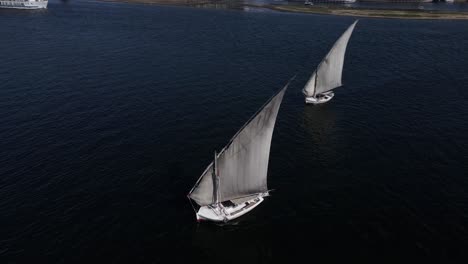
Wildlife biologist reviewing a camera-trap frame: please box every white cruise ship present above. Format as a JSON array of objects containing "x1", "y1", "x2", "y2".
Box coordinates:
[{"x1": 0, "y1": 0, "x2": 48, "y2": 9}]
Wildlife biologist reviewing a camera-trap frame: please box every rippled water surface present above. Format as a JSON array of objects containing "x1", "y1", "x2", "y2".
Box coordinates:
[{"x1": 1, "y1": 0, "x2": 468, "y2": 262}]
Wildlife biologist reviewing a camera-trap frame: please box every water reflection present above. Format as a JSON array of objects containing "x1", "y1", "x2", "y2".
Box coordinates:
[
  {"x1": 301, "y1": 103, "x2": 344, "y2": 168},
  {"x1": 192, "y1": 222, "x2": 273, "y2": 262},
  {"x1": 302, "y1": 104, "x2": 337, "y2": 146}
]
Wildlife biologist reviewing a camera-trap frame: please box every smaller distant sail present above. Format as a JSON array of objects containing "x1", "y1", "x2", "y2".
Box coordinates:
[{"x1": 303, "y1": 20, "x2": 358, "y2": 97}]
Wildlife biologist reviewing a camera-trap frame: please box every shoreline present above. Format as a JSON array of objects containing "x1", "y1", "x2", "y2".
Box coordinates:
[
  {"x1": 102, "y1": 0, "x2": 468, "y2": 20},
  {"x1": 266, "y1": 4, "x2": 468, "y2": 20}
]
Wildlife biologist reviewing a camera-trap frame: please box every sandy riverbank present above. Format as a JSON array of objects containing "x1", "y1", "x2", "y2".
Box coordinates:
[
  {"x1": 103, "y1": 0, "x2": 468, "y2": 20},
  {"x1": 268, "y1": 5, "x2": 468, "y2": 20}
]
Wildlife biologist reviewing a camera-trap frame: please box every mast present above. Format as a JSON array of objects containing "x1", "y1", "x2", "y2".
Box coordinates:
[
  {"x1": 212, "y1": 151, "x2": 219, "y2": 205},
  {"x1": 313, "y1": 71, "x2": 318, "y2": 97}
]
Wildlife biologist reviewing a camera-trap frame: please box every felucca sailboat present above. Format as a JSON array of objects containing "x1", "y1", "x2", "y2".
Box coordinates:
[
  {"x1": 187, "y1": 78, "x2": 292, "y2": 222},
  {"x1": 303, "y1": 20, "x2": 358, "y2": 104}
]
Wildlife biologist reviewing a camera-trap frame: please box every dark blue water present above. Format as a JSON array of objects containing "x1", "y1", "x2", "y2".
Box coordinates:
[{"x1": 1, "y1": 1, "x2": 468, "y2": 262}]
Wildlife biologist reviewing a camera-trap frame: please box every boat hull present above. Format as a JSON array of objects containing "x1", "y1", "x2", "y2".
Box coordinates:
[
  {"x1": 305, "y1": 92, "x2": 334, "y2": 105},
  {"x1": 0, "y1": 0, "x2": 48, "y2": 9},
  {"x1": 196, "y1": 193, "x2": 267, "y2": 222}
]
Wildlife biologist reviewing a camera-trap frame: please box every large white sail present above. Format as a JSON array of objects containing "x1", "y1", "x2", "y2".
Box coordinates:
[
  {"x1": 303, "y1": 20, "x2": 358, "y2": 97},
  {"x1": 189, "y1": 82, "x2": 289, "y2": 206}
]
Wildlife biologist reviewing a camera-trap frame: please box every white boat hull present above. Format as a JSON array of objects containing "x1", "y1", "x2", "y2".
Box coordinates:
[
  {"x1": 305, "y1": 92, "x2": 334, "y2": 105},
  {"x1": 196, "y1": 193, "x2": 267, "y2": 222},
  {"x1": 0, "y1": 0, "x2": 47, "y2": 9}
]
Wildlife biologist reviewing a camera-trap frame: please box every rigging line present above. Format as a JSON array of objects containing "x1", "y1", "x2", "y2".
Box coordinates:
[{"x1": 187, "y1": 194, "x2": 198, "y2": 214}]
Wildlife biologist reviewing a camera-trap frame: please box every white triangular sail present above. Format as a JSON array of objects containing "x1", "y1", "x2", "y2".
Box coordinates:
[
  {"x1": 303, "y1": 20, "x2": 358, "y2": 97},
  {"x1": 189, "y1": 81, "x2": 290, "y2": 206}
]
